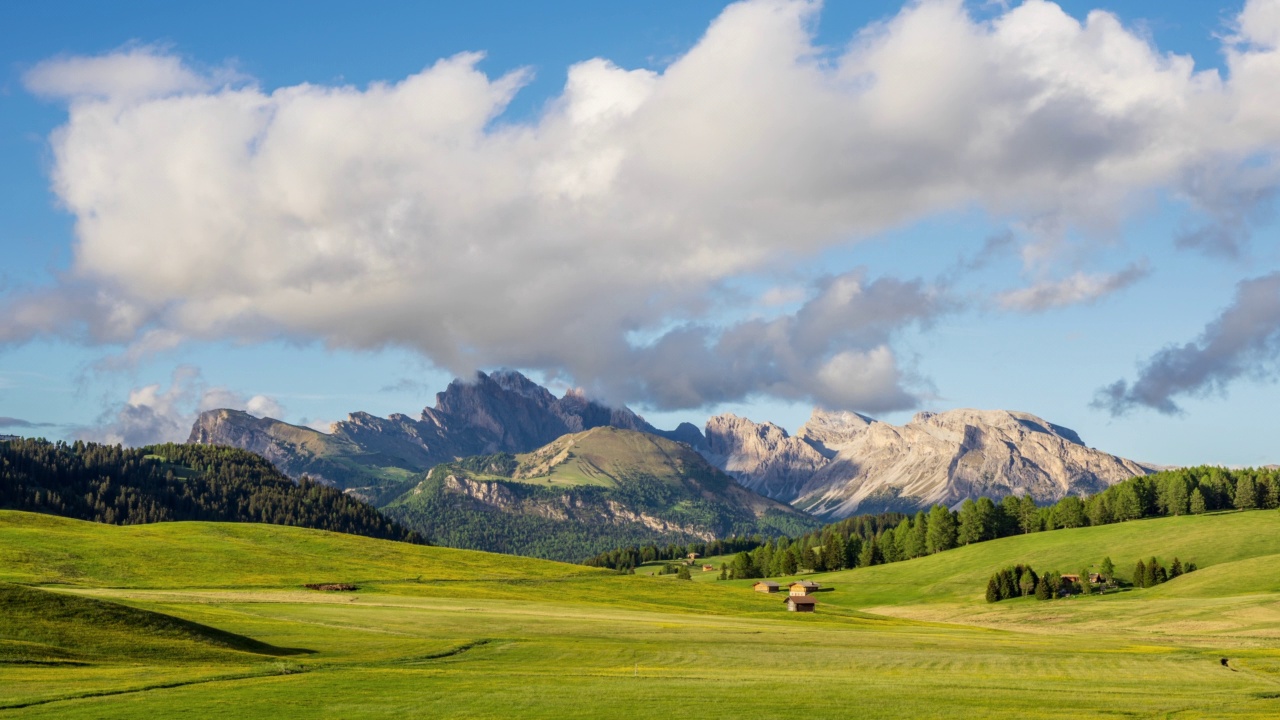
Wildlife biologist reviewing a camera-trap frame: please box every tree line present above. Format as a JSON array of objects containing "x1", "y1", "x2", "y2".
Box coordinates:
[
  {"x1": 584, "y1": 465, "x2": 1275, "y2": 576},
  {"x1": 0, "y1": 438, "x2": 421, "y2": 543}
]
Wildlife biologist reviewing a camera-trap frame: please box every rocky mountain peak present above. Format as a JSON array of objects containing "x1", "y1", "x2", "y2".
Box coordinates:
[{"x1": 796, "y1": 409, "x2": 876, "y2": 451}]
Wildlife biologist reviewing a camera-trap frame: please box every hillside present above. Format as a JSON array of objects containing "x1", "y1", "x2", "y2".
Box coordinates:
[
  {"x1": 5, "y1": 509, "x2": 1280, "y2": 716},
  {"x1": 705, "y1": 408, "x2": 1153, "y2": 517},
  {"x1": 0, "y1": 439, "x2": 419, "y2": 543},
  {"x1": 0, "y1": 583, "x2": 299, "y2": 664},
  {"x1": 381, "y1": 427, "x2": 819, "y2": 561}
]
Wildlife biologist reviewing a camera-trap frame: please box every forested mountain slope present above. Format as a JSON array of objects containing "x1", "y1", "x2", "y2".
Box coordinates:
[
  {"x1": 0, "y1": 438, "x2": 419, "y2": 543},
  {"x1": 381, "y1": 427, "x2": 818, "y2": 561}
]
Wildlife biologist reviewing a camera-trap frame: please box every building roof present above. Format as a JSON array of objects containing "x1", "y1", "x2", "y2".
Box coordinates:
[
  {"x1": 784, "y1": 595, "x2": 818, "y2": 605},
  {"x1": 790, "y1": 581, "x2": 820, "y2": 588},
  {"x1": 754, "y1": 581, "x2": 780, "y2": 587}
]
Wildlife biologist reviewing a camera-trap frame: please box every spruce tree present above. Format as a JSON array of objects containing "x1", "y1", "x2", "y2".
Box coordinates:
[
  {"x1": 1134, "y1": 559, "x2": 1147, "y2": 588},
  {"x1": 925, "y1": 505, "x2": 957, "y2": 554},
  {"x1": 1235, "y1": 474, "x2": 1258, "y2": 510},
  {"x1": 1189, "y1": 487, "x2": 1207, "y2": 514},
  {"x1": 1034, "y1": 576, "x2": 1051, "y2": 601},
  {"x1": 1169, "y1": 557, "x2": 1182, "y2": 579},
  {"x1": 856, "y1": 542, "x2": 876, "y2": 569},
  {"x1": 986, "y1": 575, "x2": 1001, "y2": 603},
  {"x1": 1144, "y1": 557, "x2": 1159, "y2": 588}
]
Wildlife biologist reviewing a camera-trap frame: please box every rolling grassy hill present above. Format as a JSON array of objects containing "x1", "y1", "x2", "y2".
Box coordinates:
[{"x1": 5, "y1": 509, "x2": 1280, "y2": 717}]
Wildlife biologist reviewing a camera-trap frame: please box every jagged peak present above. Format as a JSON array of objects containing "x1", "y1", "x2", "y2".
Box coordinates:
[{"x1": 902, "y1": 408, "x2": 1086, "y2": 446}]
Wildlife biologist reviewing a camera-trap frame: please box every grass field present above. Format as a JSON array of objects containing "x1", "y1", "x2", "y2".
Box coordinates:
[{"x1": 4, "y1": 509, "x2": 1280, "y2": 717}]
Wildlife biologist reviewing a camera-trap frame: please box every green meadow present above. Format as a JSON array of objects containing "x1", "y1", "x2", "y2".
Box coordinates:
[{"x1": 4, "y1": 510, "x2": 1280, "y2": 718}]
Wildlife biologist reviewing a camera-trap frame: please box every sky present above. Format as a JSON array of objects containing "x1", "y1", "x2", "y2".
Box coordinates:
[{"x1": 1, "y1": 0, "x2": 1279, "y2": 466}]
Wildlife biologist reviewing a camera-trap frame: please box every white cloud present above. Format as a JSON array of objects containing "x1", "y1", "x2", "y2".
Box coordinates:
[
  {"x1": 24, "y1": 46, "x2": 214, "y2": 102},
  {"x1": 8, "y1": 0, "x2": 1280, "y2": 412},
  {"x1": 78, "y1": 366, "x2": 286, "y2": 446},
  {"x1": 997, "y1": 263, "x2": 1149, "y2": 311}
]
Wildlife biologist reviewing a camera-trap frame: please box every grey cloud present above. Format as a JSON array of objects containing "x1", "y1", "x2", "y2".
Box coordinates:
[
  {"x1": 1094, "y1": 271, "x2": 1280, "y2": 415},
  {"x1": 0, "y1": 417, "x2": 56, "y2": 429},
  {"x1": 594, "y1": 271, "x2": 946, "y2": 412}
]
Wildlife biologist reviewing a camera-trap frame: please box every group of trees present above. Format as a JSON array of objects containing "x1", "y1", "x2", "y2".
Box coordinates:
[
  {"x1": 985, "y1": 555, "x2": 1197, "y2": 602},
  {"x1": 583, "y1": 535, "x2": 773, "y2": 571},
  {"x1": 1133, "y1": 556, "x2": 1194, "y2": 588},
  {"x1": 0, "y1": 439, "x2": 421, "y2": 543}
]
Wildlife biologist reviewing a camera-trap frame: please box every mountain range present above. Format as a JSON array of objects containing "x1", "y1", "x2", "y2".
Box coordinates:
[{"x1": 188, "y1": 370, "x2": 1155, "y2": 531}]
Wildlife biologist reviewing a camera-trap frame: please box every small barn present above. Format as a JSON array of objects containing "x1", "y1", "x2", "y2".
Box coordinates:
[
  {"x1": 753, "y1": 581, "x2": 780, "y2": 594},
  {"x1": 687, "y1": 552, "x2": 701, "y2": 561},
  {"x1": 702, "y1": 564, "x2": 716, "y2": 572},
  {"x1": 789, "y1": 581, "x2": 820, "y2": 596},
  {"x1": 784, "y1": 595, "x2": 818, "y2": 612}
]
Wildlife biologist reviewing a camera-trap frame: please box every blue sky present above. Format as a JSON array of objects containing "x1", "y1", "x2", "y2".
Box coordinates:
[{"x1": 2, "y1": 0, "x2": 1279, "y2": 466}]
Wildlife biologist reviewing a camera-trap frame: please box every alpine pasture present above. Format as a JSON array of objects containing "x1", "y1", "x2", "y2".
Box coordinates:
[{"x1": 4, "y1": 509, "x2": 1280, "y2": 718}]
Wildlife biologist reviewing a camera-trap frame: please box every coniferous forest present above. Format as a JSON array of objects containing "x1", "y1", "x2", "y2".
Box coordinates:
[
  {"x1": 586, "y1": 466, "x2": 1279, "y2": 574},
  {"x1": 0, "y1": 438, "x2": 421, "y2": 543}
]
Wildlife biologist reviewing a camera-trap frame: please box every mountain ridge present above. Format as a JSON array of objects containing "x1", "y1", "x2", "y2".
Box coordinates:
[{"x1": 187, "y1": 370, "x2": 1154, "y2": 520}]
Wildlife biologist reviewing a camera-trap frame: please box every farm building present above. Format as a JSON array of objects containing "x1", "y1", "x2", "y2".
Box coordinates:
[
  {"x1": 687, "y1": 552, "x2": 700, "y2": 560},
  {"x1": 753, "y1": 581, "x2": 780, "y2": 594},
  {"x1": 702, "y1": 564, "x2": 716, "y2": 572},
  {"x1": 789, "y1": 581, "x2": 820, "y2": 596},
  {"x1": 784, "y1": 595, "x2": 818, "y2": 612}
]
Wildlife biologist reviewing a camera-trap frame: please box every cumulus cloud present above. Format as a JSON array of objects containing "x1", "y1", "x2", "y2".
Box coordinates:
[
  {"x1": 78, "y1": 366, "x2": 286, "y2": 446},
  {"x1": 7, "y1": 0, "x2": 1280, "y2": 412},
  {"x1": 997, "y1": 262, "x2": 1149, "y2": 311},
  {"x1": 1094, "y1": 272, "x2": 1280, "y2": 415}
]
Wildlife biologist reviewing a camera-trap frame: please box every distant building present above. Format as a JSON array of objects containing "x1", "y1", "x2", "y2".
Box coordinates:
[
  {"x1": 687, "y1": 552, "x2": 700, "y2": 560},
  {"x1": 702, "y1": 564, "x2": 716, "y2": 572},
  {"x1": 753, "y1": 581, "x2": 780, "y2": 594},
  {"x1": 789, "y1": 581, "x2": 820, "y2": 596},
  {"x1": 784, "y1": 595, "x2": 818, "y2": 612}
]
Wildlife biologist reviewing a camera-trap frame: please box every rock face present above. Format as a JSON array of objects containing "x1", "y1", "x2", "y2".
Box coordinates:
[
  {"x1": 188, "y1": 370, "x2": 669, "y2": 497},
  {"x1": 703, "y1": 408, "x2": 1153, "y2": 519}
]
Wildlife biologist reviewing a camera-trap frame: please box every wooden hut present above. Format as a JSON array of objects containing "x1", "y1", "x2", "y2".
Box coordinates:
[
  {"x1": 784, "y1": 595, "x2": 818, "y2": 612},
  {"x1": 753, "y1": 581, "x2": 780, "y2": 594},
  {"x1": 789, "y1": 581, "x2": 820, "y2": 596}
]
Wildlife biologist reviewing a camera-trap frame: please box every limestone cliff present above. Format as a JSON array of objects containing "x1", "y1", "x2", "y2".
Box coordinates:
[{"x1": 702, "y1": 408, "x2": 1153, "y2": 519}]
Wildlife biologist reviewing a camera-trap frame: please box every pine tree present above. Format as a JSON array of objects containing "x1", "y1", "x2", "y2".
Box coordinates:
[
  {"x1": 1034, "y1": 576, "x2": 1051, "y2": 601},
  {"x1": 1077, "y1": 568, "x2": 1091, "y2": 596},
  {"x1": 1189, "y1": 487, "x2": 1207, "y2": 514},
  {"x1": 1169, "y1": 557, "x2": 1182, "y2": 579},
  {"x1": 1145, "y1": 557, "x2": 1159, "y2": 588},
  {"x1": 1134, "y1": 560, "x2": 1147, "y2": 588},
  {"x1": 957, "y1": 499, "x2": 982, "y2": 545},
  {"x1": 676, "y1": 565, "x2": 691, "y2": 580},
  {"x1": 1235, "y1": 474, "x2": 1258, "y2": 510},
  {"x1": 986, "y1": 575, "x2": 1001, "y2": 603},
  {"x1": 925, "y1": 505, "x2": 957, "y2": 554}
]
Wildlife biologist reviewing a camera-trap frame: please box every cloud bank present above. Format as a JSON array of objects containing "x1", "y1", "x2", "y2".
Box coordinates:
[{"x1": 7, "y1": 0, "x2": 1280, "y2": 412}]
